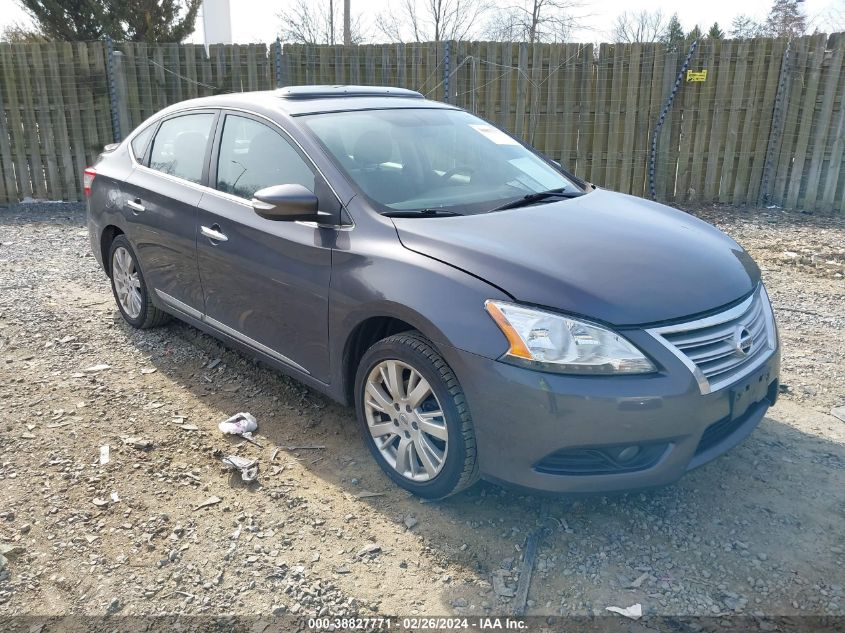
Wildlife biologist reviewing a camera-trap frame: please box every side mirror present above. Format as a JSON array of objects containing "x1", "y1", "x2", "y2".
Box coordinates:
[{"x1": 252, "y1": 184, "x2": 322, "y2": 222}]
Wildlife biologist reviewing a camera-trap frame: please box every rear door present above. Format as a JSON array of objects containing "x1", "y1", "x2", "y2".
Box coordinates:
[
  {"x1": 196, "y1": 111, "x2": 334, "y2": 381},
  {"x1": 122, "y1": 110, "x2": 217, "y2": 316}
]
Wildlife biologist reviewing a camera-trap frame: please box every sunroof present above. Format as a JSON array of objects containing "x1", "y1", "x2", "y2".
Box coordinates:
[{"x1": 276, "y1": 85, "x2": 424, "y2": 100}]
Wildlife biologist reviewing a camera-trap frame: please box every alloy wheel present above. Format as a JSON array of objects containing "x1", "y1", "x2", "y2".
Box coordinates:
[
  {"x1": 363, "y1": 359, "x2": 449, "y2": 482},
  {"x1": 112, "y1": 246, "x2": 143, "y2": 319}
]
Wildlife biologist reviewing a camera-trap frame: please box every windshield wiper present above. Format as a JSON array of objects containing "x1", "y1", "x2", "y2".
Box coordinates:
[
  {"x1": 487, "y1": 187, "x2": 585, "y2": 212},
  {"x1": 382, "y1": 208, "x2": 464, "y2": 218}
]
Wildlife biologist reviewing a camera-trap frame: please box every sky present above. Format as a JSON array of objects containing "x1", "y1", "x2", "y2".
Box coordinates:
[{"x1": 1, "y1": 0, "x2": 843, "y2": 43}]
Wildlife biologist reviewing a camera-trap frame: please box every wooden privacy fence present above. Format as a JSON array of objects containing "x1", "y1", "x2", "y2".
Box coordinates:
[{"x1": 0, "y1": 35, "x2": 843, "y2": 212}]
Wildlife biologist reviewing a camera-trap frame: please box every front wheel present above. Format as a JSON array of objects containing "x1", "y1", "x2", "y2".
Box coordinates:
[{"x1": 354, "y1": 332, "x2": 479, "y2": 499}]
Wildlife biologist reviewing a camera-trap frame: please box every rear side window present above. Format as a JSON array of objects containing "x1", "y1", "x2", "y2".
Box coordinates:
[
  {"x1": 130, "y1": 124, "x2": 155, "y2": 163},
  {"x1": 216, "y1": 115, "x2": 314, "y2": 199},
  {"x1": 149, "y1": 113, "x2": 214, "y2": 184}
]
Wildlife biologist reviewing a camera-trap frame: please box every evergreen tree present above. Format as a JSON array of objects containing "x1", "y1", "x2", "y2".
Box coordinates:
[
  {"x1": 122, "y1": 0, "x2": 202, "y2": 42},
  {"x1": 661, "y1": 13, "x2": 685, "y2": 50},
  {"x1": 764, "y1": 0, "x2": 807, "y2": 38},
  {"x1": 17, "y1": 0, "x2": 202, "y2": 41},
  {"x1": 687, "y1": 24, "x2": 702, "y2": 40},
  {"x1": 707, "y1": 22, "x2": 724, "y2": 39}
]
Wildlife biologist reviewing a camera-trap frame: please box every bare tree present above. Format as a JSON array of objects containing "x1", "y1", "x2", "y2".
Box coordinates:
[
  {"x1": 280, "y1": 0, "x2": 365, "y2": 44},
  {"x1": 729, "y1": 14, "x2": 764, "y2": 38},
  {"x1": 611, "y1": 9, "x2": 667, "y2": 43},
  {"x1": 484, "y1": 0, "x2": 583, "y2": 43},
  {"x1": 1, "y1": 21, "x2": 46, "y2": 42},
  {"x1": 376, "y1": 0, "x2": 490, "y2": 42},
  {"x1": 825, "y1": 2, "x2": 845, "y2": 32},
  {"x1": 806, "y1": 0, "x2": 845, "y2": 33}
]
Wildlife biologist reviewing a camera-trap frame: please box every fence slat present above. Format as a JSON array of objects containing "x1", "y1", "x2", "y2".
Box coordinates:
[
  {"x1": 720, "y1": 39, "x2": 750, "y2": 203},
  {"x1": 75, "y1": 43, "x2": 103, "y2": 165},
  {"x1": 686, "y1": 40, "x2": 717, "y2": 202},
  {"x1": 747, "y1": 38, "x2": 785, "y2": 205},
  {"x1": 589, "y1": 44, "x2": 609, "y2": 186},
  {"x1": 0, "y1": 55, "x2": 15, "y2": 201},
  {"x1": 802, "y1": 35, "x2": 842, "y2": 210},
  {"x1": 675, "y1": 42, "x2": 699, "y2": 203},
  {"x1": 820, "y1": 36, "x2": 845, "y2": 213},
  {"x1": 732, "y1": 38, "x2": 767, "y2": 205},
  {"x1": 46, "y1": 42, "x2": 79, "y2": 200},
  {"x1": 785, "y1": 34, "x2": 827, "y2": 209},
  {"x1": 14, "y1": 45, "x2": 46, "y2": 198},
  {"x1": 655, "y1": 46, "x2": 678, "y2": 199},
  {"x1": 630, "y1": 44, "x2": 655, "y2": 197},
  {"x1": 703, "y1": 40, "x2": 733, "y2": 200},
  {"x1": 28, "y1": 45, "x2": 60, "y2": 198},
  {"x1": 544, "y1": 44, "x2": 562, "y2": 165},
  {"x1": 0, "y1": 44, "x2": 29, "y2": 199},
  {"x1": 618, "y1": 43, "x2": 640, "y2": 194},
  {"x1": 785, "y1": 35, "x2": 827, "y2": 208},
  {"x1": 772, "y1": 37, "x2": 810, "y2": 205}
]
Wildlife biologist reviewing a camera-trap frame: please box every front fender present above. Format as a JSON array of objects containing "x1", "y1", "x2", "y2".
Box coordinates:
[{"x1": 328, "y1": 204, "x2": 513, "y2": 397}]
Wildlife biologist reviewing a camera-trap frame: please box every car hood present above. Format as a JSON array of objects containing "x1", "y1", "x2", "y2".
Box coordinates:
[{"x1": 392, "y1": 189, "x2": 760, "y2": 326}]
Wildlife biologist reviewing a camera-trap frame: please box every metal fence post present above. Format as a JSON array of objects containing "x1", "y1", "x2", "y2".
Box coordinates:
[
  {"x1": 648, "y1": 39, "x2": 699, "y2": 200},
  {"x1": 443, "y1": 41, "x2": 451, "y2": 103},
  {"x1": 759, "y1": 40, "x2": 792, "y2": 207},
  {"x1": 274, "y1": 37, "x2": 284, "y2": 88},
  {"x1": 104, "y1": 35, "x2": 122, "y2": 142}
]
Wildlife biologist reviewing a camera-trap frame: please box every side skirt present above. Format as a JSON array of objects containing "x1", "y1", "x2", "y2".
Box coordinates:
[{"x1": 152, "y1": 289, "x2": 343, "y2": 403}]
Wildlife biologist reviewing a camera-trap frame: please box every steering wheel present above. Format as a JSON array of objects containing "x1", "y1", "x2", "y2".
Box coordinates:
[{"x1": 439, "y1": 166, "x2": 475, "y2": 182}]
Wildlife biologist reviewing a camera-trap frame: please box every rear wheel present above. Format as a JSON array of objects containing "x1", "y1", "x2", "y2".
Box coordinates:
[
  {"x1": 108, "y1": 235, "x2": 170, "y2": 329},
  {"x1": 354, "y1": 332, "x2": 479, "y2": 499}
]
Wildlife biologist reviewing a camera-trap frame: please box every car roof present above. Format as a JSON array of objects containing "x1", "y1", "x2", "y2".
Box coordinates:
[{"x1": 156, "y1": 86, "x2": 458, "y2": 119}]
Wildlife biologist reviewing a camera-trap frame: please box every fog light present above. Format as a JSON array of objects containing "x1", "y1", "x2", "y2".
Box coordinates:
[{"x1": 617, "y1": 446, "x2": 640, "y2": 462}]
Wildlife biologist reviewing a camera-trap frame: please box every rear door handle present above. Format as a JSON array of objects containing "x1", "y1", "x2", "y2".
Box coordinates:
[
  {"x1": 200, "y1": 225, "x2": 228, "y2": 242},
  {"x1": 126, "y1": 198, "x2": 145, "y2": 213}
]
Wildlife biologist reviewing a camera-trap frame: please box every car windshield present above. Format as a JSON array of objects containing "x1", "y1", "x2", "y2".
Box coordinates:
[{"x1": 302, "y1": 108, "x2": 580, "y2": 215}]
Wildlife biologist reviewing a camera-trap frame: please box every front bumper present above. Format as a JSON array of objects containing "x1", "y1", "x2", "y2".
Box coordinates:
[{"x1": 440, "y1": 334, "x2": 780, "y2": 494}]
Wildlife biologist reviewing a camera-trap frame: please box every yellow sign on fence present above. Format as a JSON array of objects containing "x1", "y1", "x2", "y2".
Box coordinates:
[{"x1": 687, "y1": 70, "x2": 708, "y2": 82}]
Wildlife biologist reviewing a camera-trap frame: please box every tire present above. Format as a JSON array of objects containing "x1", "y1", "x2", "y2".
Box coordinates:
[
  {"x1": 354, "y1": 331, "x2": 479, "y2": 499},
  {"x1": 108, "y1": 235, "x2": 170, "y2": 329}
]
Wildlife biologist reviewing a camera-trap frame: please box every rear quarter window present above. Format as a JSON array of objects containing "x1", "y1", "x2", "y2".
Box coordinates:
[{"x1": 130, "y1": 124, "x2": 156, "y2": 163}]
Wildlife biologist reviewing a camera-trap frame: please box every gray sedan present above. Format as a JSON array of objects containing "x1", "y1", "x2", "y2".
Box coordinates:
[{"x1": 85, "y1": 86, "x2": 780, "y2": 498}]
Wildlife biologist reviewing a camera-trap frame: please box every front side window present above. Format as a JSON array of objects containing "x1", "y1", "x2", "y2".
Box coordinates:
[
  {"x1": 149, "y1": 113, "x2": 214, "y2": 184},
  {"x1": 216, "y1": 115, "x2": 315, "y2": 199},
  {"x1": 303, "y1": 108, "x2": 579, "y2": 215}
]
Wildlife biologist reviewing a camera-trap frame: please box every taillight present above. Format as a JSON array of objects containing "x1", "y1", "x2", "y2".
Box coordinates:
[{"x1": 83, "y1": 167, "x2": 96, "y2": 197}]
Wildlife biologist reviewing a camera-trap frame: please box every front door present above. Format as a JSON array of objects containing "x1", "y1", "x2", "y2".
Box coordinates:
[
  {"x1": 196, "y1": 112, "x2": 333, "y2": 381},
  {"x1": 123, "y1": 111, "x2": 217, "y2": 315}
]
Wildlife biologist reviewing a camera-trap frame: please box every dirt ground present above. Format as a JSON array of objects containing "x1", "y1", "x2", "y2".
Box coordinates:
[{"x1": 0, "y1": 202, "x2": 843, "y2": 623}]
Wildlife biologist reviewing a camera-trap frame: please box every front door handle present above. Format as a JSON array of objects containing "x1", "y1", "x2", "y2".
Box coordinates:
[
  {"x1": 201, "y1": 225, "x2": 228, "y2": 242},
  {"x1": 126, "y1": 198, "x2": 145, "y2": 213}
]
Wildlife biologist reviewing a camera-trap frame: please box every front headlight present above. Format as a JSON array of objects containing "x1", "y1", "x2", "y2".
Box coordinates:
[{"x1": 484, "y1": 300, "x2": 656, "y2": 374}]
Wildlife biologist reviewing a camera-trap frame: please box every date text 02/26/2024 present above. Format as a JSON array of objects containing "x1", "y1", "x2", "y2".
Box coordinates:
[{"x1": 307, "y1": 617, "x2": 529, "y2": 630}]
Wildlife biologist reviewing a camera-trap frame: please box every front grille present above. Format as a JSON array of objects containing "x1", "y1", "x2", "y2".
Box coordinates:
[{"x1": 648, "y1": 286, "x2": 776, "y2": 394}]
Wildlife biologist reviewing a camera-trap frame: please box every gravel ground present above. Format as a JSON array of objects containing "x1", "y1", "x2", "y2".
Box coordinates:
[{"x1": 0, "y1": 202, "x2": 843, "y2": 622}]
